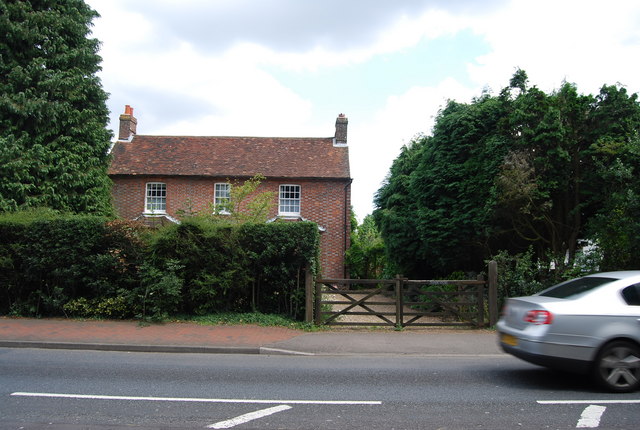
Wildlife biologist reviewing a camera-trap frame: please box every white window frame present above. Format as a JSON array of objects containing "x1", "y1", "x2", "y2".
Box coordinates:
[
  {"x1": 145, "y1": 182, "x2": 166, "y2": 213},
  {"x1": 214, "y1": 182, "x2": 231, "y2": 214},
  {"x1": 279, "y1": 184, "x2": 301, "y2": 216}
]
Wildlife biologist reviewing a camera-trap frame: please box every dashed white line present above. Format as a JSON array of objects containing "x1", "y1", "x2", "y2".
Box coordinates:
[
  {"x1": 537, "y1": 399, "x2": 640, "y2": 405},
  {"x1": 10, "y1": 392, "x2": 381, "y2": 405},
  {"x1": 207, "y1": 405, "x2": 292, "y2": 429},
  {"x1": 576, "y1": 405, "x2": 607, "y2": 428}
]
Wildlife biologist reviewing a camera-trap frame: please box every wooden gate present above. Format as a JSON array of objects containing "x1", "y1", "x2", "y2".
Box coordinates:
[{"x1": 311, "y1": 262, "x2": 498, "y2": 328}]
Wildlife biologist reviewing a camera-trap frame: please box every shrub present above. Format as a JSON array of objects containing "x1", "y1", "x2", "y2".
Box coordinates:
[
  {"x1": 492, "y1": 248, "x2": 544, "y2": 305},
  {"x1": 0, "y1": 210, "x2": 320, "y2": 320},
  {"x1": 63, "y1": 296, "x2": 130, "y2": 319},
  {"x1": 0, "y1": 212, "x2": 147, "y2": 316},
  {"x1": 147, "y1": 220, "x2": 252, "y2": 314},
  {"x1": 136, "y1": 259, "x2": 184, "y2": 321},
  {"x1": 240, "y1": 221, "x2": 319, "y2": 318},
  {"x1": 146, "y1": 219, "x2": 319, "y2": 318},
  {"x1": 491, "y1": 246, "x2": 603, "y2": 310}
]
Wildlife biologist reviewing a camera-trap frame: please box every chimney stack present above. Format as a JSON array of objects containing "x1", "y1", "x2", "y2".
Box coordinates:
[
  {"x1": 334, "y1": 113, "x2": 348, "y2": 145},
  {"x1": 118, "y1": 105, "x2": 137, "y2": 140}
]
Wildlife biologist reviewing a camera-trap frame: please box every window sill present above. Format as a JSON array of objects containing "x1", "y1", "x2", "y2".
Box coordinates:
[{"x1": 278, "y1": 214, "x2": 301, "y2": 219}]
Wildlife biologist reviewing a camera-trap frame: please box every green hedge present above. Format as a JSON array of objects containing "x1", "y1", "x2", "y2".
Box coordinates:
[
  {"x1": 0, "y1": 213, "x2": 319, "y2": 320},
  {"x1": 147, "y1": 218, "x2": 319, "y2": 318},
  {"x1": 0, "y1": 213, "x2": 146, "y2": 316}
]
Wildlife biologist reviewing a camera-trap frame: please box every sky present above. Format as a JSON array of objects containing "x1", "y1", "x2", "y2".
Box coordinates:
[{"x1": 85, "y1": 0, "x2": 640, "y2": 221}]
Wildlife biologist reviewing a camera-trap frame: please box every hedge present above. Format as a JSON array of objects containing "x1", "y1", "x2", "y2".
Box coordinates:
[{"x1": 0, "y1": 212, "x2": 319, "y2": 320}]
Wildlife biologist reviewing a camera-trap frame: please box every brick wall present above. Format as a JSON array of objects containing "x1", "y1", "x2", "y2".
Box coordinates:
[{"x1": 111, "y1": 176, "x2": 351, "y2": 278}]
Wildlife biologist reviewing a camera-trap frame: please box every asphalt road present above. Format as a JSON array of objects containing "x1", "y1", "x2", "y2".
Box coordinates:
[{"x1": 1, "y1": 348, "x2": 639, "y2": 429}]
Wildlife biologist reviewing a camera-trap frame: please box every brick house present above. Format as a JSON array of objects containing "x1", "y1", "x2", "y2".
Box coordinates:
[{"x1": 108, "y1": 106, "x2": 352, "y2": 278}]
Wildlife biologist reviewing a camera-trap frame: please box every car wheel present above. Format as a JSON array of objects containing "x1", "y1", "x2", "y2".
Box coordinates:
[{"x1": 593, "y1": 341, "x2": 640, "y2": 393}]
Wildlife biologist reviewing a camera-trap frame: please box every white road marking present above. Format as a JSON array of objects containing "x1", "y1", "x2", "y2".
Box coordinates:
[
  {"x1": 207, "y1": 405, "x2": 292, "y2": 429},
  {"x1": 259, "y1": 347, "x2": 315, "y2": 355},
  {"x1": 576, "y1": 405, "x2": 606, "y2": 428},
  {"x1": 10, "y1": 392, "x2": 381, "y2": 405},
  {"x1": 537, "y1": 399, "x2": 640, "y2": 405}
]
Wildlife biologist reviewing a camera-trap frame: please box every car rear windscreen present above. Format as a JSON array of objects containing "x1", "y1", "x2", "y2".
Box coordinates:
[{"x1": 538, "y1": 277, "x2": 615, "y2": 299}]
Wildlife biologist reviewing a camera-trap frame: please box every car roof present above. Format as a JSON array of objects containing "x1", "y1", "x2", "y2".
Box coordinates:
[{"x1": 585, "y1": 271, "x2": 640, "y2": 280}]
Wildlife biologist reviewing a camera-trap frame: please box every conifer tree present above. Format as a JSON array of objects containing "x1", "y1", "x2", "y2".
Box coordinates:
[{"x1": 0, "y1": 0, "x2": 113, "y2": 214}]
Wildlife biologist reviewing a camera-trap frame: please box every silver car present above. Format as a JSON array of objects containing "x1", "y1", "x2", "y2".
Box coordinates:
[{"x1": 497, "y1": 271, "x2": 640, "y2": 392}]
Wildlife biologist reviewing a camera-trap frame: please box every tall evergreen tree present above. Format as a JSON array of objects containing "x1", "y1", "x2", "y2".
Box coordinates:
[
  {"x1": 0, "y1": 0, "x2": 113, "y2": 214},
  {"x1": 374, "y1": 71, "x2": 640, "y2": 278}
]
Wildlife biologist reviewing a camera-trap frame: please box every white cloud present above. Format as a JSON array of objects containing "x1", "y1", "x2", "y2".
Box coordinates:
[
  {"x1": 350, "y1": 78, "x2": 477, "y2": 219},
  {"x1": 466, "y1": 0, "x2": 640, "y2": 94}
]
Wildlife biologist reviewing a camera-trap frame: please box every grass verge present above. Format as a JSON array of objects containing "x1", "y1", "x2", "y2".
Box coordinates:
[{"x1": 180, "y1": 312, "x2": 321, "y2": 331}]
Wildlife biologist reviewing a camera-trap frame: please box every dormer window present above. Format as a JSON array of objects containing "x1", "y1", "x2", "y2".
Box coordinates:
[
  {"x1": 145, "y1": 182, "x2": 166, "y2": 213},
  {"x1": 279, "y1": 184, "x2": 301, "y2": 216}
]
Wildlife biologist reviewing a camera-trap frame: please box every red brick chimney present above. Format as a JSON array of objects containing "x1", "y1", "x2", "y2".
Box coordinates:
[
  {"x1": 118, "y1": 105, "x2": 137, "y2": 140},
  {"x1": 334, "y1": 113, "x2": 348, "y2": 145}
]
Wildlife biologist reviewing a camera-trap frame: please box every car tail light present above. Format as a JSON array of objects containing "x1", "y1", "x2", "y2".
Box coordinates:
[{"x1": 524, "y1": 310, "x2": 554, "y2": 325}]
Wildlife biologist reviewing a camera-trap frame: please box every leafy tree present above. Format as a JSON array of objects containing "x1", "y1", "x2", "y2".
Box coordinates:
[
  {"x1": 0, "y1": 0, "x2": 113, "y2": 214},
  {"x1": 177, "y1": 174, "x2": 276, "y2": 224},
  {"x1": 219, "y1": 174, "x2": 276, "y2": 224},
  {"x1": 375, "y1": 95, "x2": 510, "y2": 277},
  {"x1": 495, "y1": 82, "x2": 597, "y2": 267},
  {"x1": 374, "y1": 71, "x2": 640, "y2": 278},
  {"x1": 373, "y1": 137, "x2": 425, "y2": 276},
  {"x1": 587, "y1": 92, "x2": 640, "y2": 270},
  {"x1": 346, "y1": 214, "x2": 387, "y2": 279}
]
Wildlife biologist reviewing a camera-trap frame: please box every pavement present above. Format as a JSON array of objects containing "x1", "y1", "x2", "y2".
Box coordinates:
[{"x1": 0, "y1": 317, "x2": 503, "y2": 356}]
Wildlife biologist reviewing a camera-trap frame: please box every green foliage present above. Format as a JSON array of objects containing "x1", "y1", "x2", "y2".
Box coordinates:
[
  {"x1": 375, "y1": 95, "x2": 510, "y2": 277},
  {"x1": 177, "y1": 174, "x2": 276, "y2": 224},
  {"x1": 240, "y1": 221, "x2": 319, "y2": 318},
  {"x1": 0, "y1": 212, "x2": 147, "y2": 316},
  {"x1": 346, "y1": 214, "x2": 387, "y2": 278},
  {"x1": 225, "y1": 174, "x2": 276, "y2": 223},
  {"x1": 587, "y1": 131, "x2": 640, "y2": 270},
  {"x1": 375, "y1": 71, "x2": 640, "y2": 278},
  {"x1": 147, "y1": 220, "x2": 253, "y2": 314},
  {"x1": 373, "y1": 138, "x2": 426, "y2": 276},
  {"x1": 136, "y1": 259, "x2": 184, "y2": 321},
  {"x1": 187, "y1": 312, "x2": 317, "y2": 331},
  {"x1": 1, "y1": 212, "x2": 320, "y2": 320},
  {"x1": 492, "y1": 249, "x2": 544, "y2": 307},
  {"x1": 0, "y1": 0, "x2": 113, "y2": 215},
  {"x1": 63, "y1": 296, "x2": 129, "y2": 319},
  {"x1": 143, "y1": 218, "x2": 319, "y2": 318},
  {"x1": 492, "y1": 244, "x2": 603, "y2": 310}
]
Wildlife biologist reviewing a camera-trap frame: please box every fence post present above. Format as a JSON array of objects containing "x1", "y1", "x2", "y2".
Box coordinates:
[
  {"x1": 488, "y1": 260, "x2": 498, "y2": 327},
  {"x1": 314, "y1": 278, "x2": 322, "y2": 325},
  {"x1": 395, "y1": 275, "x2": 404, "y2": 328},
  {"x1": 305, "y1": 266, "x2": 314, "y2": 324},
  {"x1": 476, "y1": 274, "x2": 485, "y2": 327}
]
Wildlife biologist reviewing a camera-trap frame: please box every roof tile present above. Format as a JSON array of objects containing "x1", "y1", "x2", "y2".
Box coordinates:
[{"x1": 109, "y1": 135, "x2": 350, "y2": 179}]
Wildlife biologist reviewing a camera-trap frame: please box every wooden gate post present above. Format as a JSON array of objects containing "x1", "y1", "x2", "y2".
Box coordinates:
[
  {"x1": 305, "y1": 266, "x2": 314, "y2": 324},
  {"x1": 314, "y1": 278, "x2": 322, "y2": 325},
  {"x1": 488, "y1": 260, "x2": 498, "y2": 326},
  {"x1": 476, "y1": 274, "x2": 485, "y2": 327},
  {"x1": 395, "y1": 275, "x2": 404, "y2": 328}
]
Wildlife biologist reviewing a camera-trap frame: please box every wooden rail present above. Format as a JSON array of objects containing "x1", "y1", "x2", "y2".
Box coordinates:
[{"x1": 307, "y1": 262, "x2": 498, "y2": 328}]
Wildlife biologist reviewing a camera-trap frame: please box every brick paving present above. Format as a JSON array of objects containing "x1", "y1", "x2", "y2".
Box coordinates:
[{"x1": 0, "y1": 317, "x2": 302, "y2": 348}]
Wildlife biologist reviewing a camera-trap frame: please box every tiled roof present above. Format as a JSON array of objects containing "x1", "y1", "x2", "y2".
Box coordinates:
[{"x1": 108, "y1": 135, "x2": 350, "y2": 179}]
